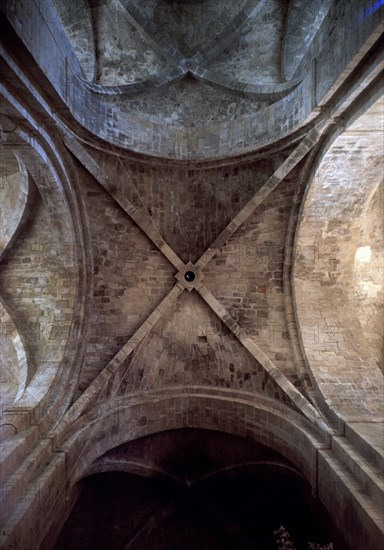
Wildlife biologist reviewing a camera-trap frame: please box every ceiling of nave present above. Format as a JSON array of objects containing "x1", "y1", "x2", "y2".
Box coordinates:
[
  {"x1": 54, "y1": 0, "x2": 299, "y2": 126},
  {"x1": 33, "y1": 0, "x2": 350, "y2": 158},
  {"x1": 0, "y1": 3, "x2": 383, "y2": 548},
  {"x1": 0, "y1": 0, "x2": 382, "y2": 427},
  {"x1": 0, "y1": 91, "x2": 382, "y2": 432},
  {"x1": 0, "y1": 0, "x2": 381, "y2": 430}
]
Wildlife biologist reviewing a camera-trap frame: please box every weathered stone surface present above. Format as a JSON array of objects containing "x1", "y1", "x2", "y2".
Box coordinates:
[
  {"x1": 294, "y1": 96, "x2": 384, "y2": 420},
  {"x1": 119, "y1": 290, "x2": 286, "y2": 400},
  {"x1": 0, "y1": 2, "x2": 383, "y2": 550},
  {"x1": 2, "y1": 0, "x2": 381, "y2": 158},
  {"x1": 76, "y1": 167, "x2": 176, "y2": 392},
  {"x1": 0, "y1": 181, "x2": 75, "y2": 393}
]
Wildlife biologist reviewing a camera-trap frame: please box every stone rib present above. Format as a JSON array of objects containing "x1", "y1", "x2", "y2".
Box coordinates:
[
  {"x1": 196, "y1": 125, "x2": 326, "y2": 270},
  {"x1": 192, "y1": 0, "x2": 267, "y2": 66},
  {"x1": 121, "y1": 0, "x2": 266, "y2": 69},
  {"x1": 56, "y1": 284, "x2": 183, "y2": 425},
  {"x1": 63, "y1": 133, "x2": 185, "y2": 271},
  {"x1": 78, "y1": 66, "x2": 187, "y2": 96},
  {"x1": 107, "y1": 285, "x2": 184, "y2": 395},
  {"x1": 124, "y1": 498, "x2": 180, "y2": 549},
  {"x1": 197, "y1": 284, "x2": 330, "y2": 433},
  {"x1": 192, "y1": 66, "x2": 302, "y2": 100}
]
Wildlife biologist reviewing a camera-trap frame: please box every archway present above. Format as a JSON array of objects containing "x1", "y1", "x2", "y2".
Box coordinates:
[
  {"x1": 54, "y1": 428, "x2": 346, "y2": 550},
  {"x1": 293, "y1": 94, "x2": 384, "y2": 423}
]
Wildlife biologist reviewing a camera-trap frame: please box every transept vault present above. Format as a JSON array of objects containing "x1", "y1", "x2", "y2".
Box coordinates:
[{"x1": 0, "y1": 1, "x2": 383, "y2": 549}]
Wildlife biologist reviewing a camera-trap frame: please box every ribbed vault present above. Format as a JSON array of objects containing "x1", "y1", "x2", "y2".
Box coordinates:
[
  {"x1": 55, "y1": 429, "x2": 344, "y2": 550},
  {"x1": 0, "y1": 2, "x2": 383, "y2": 549}
]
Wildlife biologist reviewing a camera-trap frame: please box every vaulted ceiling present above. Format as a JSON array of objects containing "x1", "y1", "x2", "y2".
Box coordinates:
[
  {"x1": 14, "y1": 0, "x2": 369, "y2": 158},
  {"x1": 0, "y1": 1, "x2": 383, "y2": 548}
]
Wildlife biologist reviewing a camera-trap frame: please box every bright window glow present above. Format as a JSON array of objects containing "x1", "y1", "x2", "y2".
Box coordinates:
[{"x1": 355, "y1": 246, "x2": 372, "y2": 263}]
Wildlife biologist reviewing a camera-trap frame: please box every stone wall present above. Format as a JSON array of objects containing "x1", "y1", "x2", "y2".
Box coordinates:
[
  {"x1": 294, "y1": 96, "x2": 384, "y2": 422},
  {"x1": 0, "y1": 2, "x2": 382, "y2": 549}
]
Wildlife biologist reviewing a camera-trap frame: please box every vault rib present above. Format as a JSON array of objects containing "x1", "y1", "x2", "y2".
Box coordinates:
[
  {"x1": 63, "y1": 133, "x2": 185, "y2": 271},
  {"x1": 192, "y1": 66, "x2": 301, "y2": 100},
  {"x1": 123, "y1": 497, "x2": 181, "y2": 550},
  {"x1": 191, "y1": 0, "x2": 267, "y2": 67},
  {"x1": 195, "y1": 124, "x2": 327, "y2": 270},
  {"x1": 78, "y1": 65, "x2": 187, "y2": 96},
  {"x1": 197, "y1": 284, "x2": 330, "y2": 434},
  {"x1": 120, "y1": 0, "x2": 267, "y2": 68},
  {"x1": 58, "y1": 285, "x2": 184, "y2": 422},
  {"x1": 118, "y1": 0, "x2": 290, "y2": 102},
  {"x1": 80, "y1": 0, "x2": 294, "y2": 99}
]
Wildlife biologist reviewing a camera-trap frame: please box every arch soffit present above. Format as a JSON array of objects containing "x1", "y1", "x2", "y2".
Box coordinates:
[
  {"x1": 0, "y1": 101, "x2": 92, "y2": 427},
  {"x1": 55, "y1": 389, "x2": 327, "y2": 490},
  {"x1": 292, "y1": 92, "x2": 384, "y2": 422}
]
